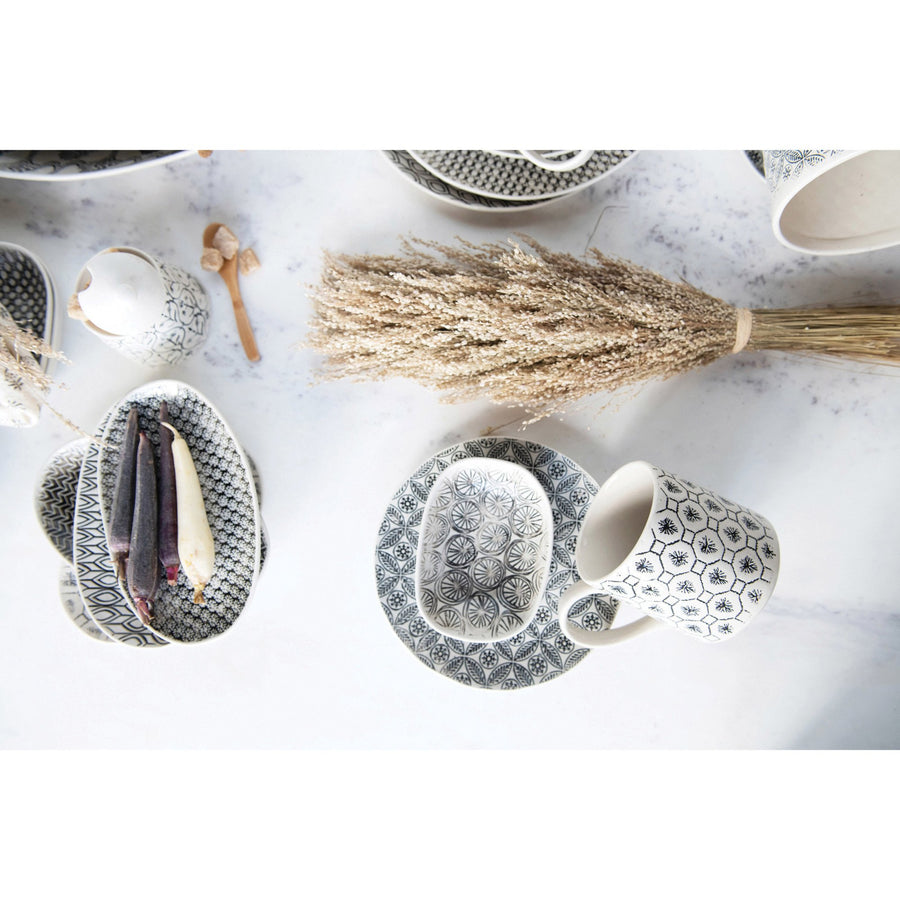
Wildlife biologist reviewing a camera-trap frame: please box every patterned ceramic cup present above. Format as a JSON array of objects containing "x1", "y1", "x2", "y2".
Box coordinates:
[
  {"x1": 763, "y1": 150, "x2": 900, "y2": 254},
  {"x1": 416, "y1": 458, "x2": 553, "y2": 641},
  {"x1": 72, "y1": 247, "x2": 209, "y2": 366},
  {"x1": 558, "y1": 461, "x2": 780, "y2": 645}
]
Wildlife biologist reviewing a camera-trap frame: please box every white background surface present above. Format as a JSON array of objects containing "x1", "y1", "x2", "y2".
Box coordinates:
[{"x1": 2, "y1": 149, "x2": 899, "y2": 752}]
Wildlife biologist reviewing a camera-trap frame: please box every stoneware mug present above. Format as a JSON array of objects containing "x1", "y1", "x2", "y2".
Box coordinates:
[
  {"x1": 557, "y1": 461, "x2": 780, "y2": 645},
  {"x1": 71, "y1": 247, "x2": 209, "y2": 366},
  {"x1": 763, "y1": 149, "x2": 900, "y2": 255}
]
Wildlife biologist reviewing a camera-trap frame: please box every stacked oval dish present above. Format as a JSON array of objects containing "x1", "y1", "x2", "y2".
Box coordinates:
[
  {"x1": 383, "y1": 149, "x2": 637, "y2": 211},
  {"x1": 33, "y1": 380, "x2": 266, "y2": 647}
]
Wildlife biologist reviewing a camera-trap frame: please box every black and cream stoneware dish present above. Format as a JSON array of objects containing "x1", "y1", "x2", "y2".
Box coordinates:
[
  {"x1": 0, "y1": 242, "x2": 57, "y2": 373},
  {"x1": 376, "y1": 437, "x2": 620, "y2": 690},
  {"x1": 408, "y1": 149, "x2": 636, "y2": 201},
  {"x1": 59, "y1": 564, "x2": 113, "y2": 643},
  {"x1": 38, "y1": 426, "x2": 266, "y2": 644},
  {"x1": 0, "y1": 150, "x2": 194, "y2": 181},
  {"x1": 96, "y1": 381, "x2": 261, "y2": 644},
  {"x1": 383, "y1": 151, "x2": 559, "y2": 212}
]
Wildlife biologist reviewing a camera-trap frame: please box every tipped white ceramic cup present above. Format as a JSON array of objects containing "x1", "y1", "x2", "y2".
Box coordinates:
[
  {"x1": 558, "y1": 462, "x2": 780, "y2": 645},
  {"x1": 72, "y1": 247, "x2": 209, "y2": 367},
  {"x1": 763, "y1": 149, "x2": 900, "y2": 254}
]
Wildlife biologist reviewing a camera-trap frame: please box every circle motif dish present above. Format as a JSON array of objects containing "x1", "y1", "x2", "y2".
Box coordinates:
[
  {"x1": 376, "y1": 436, "x2": 620, "y2": 690},
  {"x1": 416, "y1": 458, "x2": 553, "y2": 641}
]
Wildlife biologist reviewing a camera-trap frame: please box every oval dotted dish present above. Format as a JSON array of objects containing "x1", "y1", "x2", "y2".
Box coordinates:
[{"x1": 96, "y1": 380, "x2": 261, "y2": 644}]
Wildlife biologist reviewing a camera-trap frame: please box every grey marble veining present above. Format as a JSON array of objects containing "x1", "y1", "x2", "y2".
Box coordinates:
[{"x1": 1, "y1": 150, "x2": 898, "y2": 749}]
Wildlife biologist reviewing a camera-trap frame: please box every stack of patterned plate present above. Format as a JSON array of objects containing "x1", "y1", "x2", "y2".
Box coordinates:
[
  {"x1": 33, "y1": 379, "x2": 267, "y2": 647},
  {"x1": 384, "y1": 149, "x2": 637, "y2": 211}
]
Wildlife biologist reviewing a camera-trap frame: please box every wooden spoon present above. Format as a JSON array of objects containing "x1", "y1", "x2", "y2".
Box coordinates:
[{"x1": 203, "y1": 223, "x2": 260, "y2": 362}]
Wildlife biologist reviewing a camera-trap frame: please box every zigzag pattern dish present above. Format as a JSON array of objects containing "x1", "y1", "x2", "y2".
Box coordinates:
[
  {"x1": 34, "y1": 439, "x2": 89, "y2": 565},
  {"x1": 376, "y1": 437, "x2": 618, "y2": 690},
  {"x1": 97, "y1": 381, "x2": 261, "y2": 644},
  {"x1": 73, "y1": 412, "x2": 170, "y2": 648}
]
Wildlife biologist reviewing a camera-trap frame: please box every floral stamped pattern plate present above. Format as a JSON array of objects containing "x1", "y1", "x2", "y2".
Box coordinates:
[
  {"x1": 97, "y1": 380, "x2": 261, "y2": 644},
  {"x1": 409, "y1": 149, "x2": 636, "y2": 201},
  {"x1": 0, "y1": 150, "x2": 195, "y2": 181},
  {"x1": 416, "y1": 458, "x2": 552, "y2": 641},
  {"x1": 376, "y1": 437, "x2": 620, "y2": 690}
]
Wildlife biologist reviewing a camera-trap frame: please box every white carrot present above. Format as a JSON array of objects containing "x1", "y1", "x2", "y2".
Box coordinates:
[{"x1": 161, "y1": 422, "x2": 215, "y2": 604}]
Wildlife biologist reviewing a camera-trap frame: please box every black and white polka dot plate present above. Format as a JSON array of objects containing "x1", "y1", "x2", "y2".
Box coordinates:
[
  {"x1": 383, "y1": 151, "x2": 559, "y2": 212},
  {"x1": 94, "y1": 381, "x2": 262, "y2": 644},
  {"x1": 408, "y1": 149, "x2": 636, "y2": 201},
  {"x1": 376, "y1": 437, "x2": 620, "y2": 690}
]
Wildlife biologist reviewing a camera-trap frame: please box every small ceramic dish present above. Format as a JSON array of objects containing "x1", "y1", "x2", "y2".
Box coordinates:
[
  {"x1": 416, "y1": 458, "x2": 553, "y2": 642},
  {"x1": 95, "y1": 380, "x2": 261, "y2": 644}
]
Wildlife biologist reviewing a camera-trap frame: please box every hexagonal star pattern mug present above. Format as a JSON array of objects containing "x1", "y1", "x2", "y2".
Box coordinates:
[{"x1": 558, "y1": 461, "x2": 780, "y2": 645}]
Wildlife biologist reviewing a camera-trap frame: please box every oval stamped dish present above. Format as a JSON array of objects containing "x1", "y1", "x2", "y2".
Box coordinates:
[
  {"x1": 96, "y1": 380, "x2": 261, "y2": 644},
  {"x1": 416, "y1": 458, "x2": 552, "y2": 641}
]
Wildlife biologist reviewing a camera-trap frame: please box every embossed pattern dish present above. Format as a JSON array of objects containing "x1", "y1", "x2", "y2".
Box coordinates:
[
  {"x1": 416, "y1": 458, "x2": 552, "y2": 641},
  {"x1": 96, "y1": 380, "x2": 261, "y2": 644},
  {"x1": 376, "y1": 437, "x2": 621, "y2": 691}
]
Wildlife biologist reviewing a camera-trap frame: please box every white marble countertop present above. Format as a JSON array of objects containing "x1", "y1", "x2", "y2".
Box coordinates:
[{"x1": 2, "y1": 149, "x2": 898, "y2": 750}]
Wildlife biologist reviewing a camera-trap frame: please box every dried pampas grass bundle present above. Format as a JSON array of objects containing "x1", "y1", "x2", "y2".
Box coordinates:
[
  {"x1": 306, "y1": 236, "x2": 900, "y2": 421},
  {"x1": 1, "y1": 311, "x2": 85, "y2": 434}
]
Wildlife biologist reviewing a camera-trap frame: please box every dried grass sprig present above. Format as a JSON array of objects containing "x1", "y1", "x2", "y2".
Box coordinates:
[
  {"x1": 1, "y1": 314, "x2": 89, "y2": 435},
  {"x1": 305, "y1": 236, "x2": 900, "y2": 421}
]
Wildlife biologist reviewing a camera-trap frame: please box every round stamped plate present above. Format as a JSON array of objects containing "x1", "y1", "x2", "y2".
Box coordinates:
[{"x1": 376, "y1": 436, "x2": 620, "y2": 690}]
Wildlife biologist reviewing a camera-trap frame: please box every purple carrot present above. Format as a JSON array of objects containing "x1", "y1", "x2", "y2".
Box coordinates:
[
  {"x1": 108, "y1": 406, "x2": 139, "y2": 581},
  {"x1": 126, "y1": 432, "x2": 160, "y2": 625},
  {"x1": 157, "y1": 400, "x2": 180, "y2": 585}
]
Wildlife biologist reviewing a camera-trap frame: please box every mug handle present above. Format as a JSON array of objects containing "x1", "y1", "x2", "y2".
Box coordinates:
[{"x1": 557, "y1": 579, "x2": 663, "y2": 646}]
